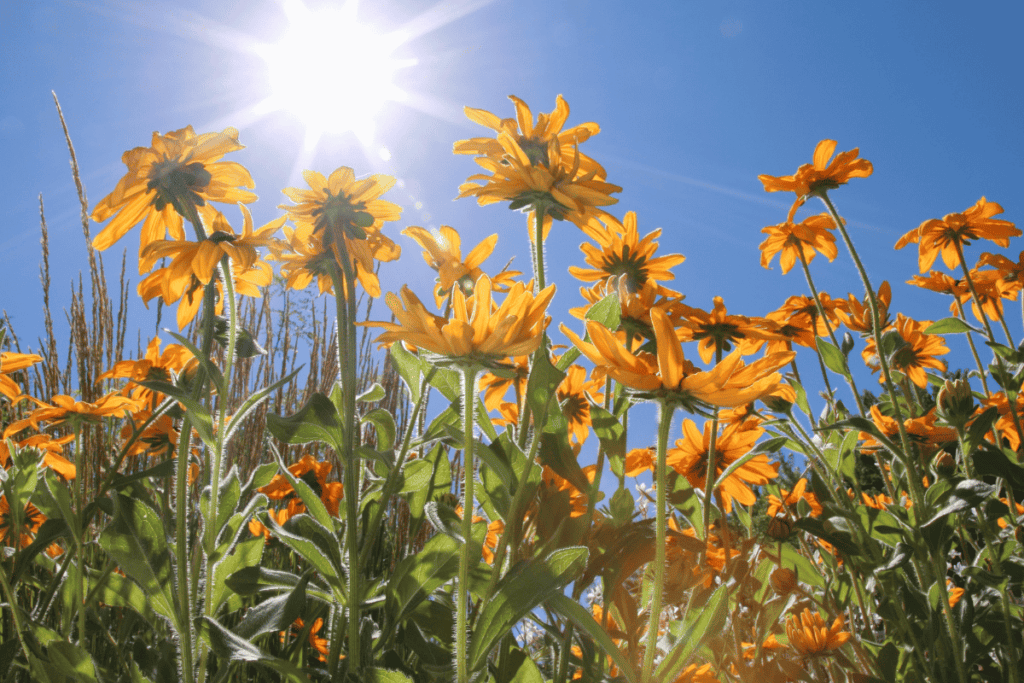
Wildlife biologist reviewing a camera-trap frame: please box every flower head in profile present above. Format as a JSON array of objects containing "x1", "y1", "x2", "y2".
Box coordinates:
[
  {"x1": 0, "y1": 495, "x2": 47, "y2": 549},
  {"x1": 557, "y1": 365, "x2": 604, "y2": 445},
  {"x1": 279, "y1": 166, "x2": 402, "y2": 296},
  {"x1": 569, "y1": 212, "x2": 686, "y2": 290},
  {"x1": 561, "y1": 306, "x2": 794, "y2": 408},
  {"x1": 862, "y1": 313, "x2": 947, "y2": 388},
  {"x1": 836, "y1": 281, "x2": 892, "y2": 334},
  {"x1": 667, "y1": 418, "x2": 778, "y2": 512},
  {"x1": 785, "y1": 609, "x2": 851, "y2": 657},
  {"x1": 0, "y1": 433, "x2": 76, "y2": 480},
  {"x1": 766, "y1": 478, "x2": 823, "y2": 518},
  {"x1": 455, "y1": 95, "x2": 607, "y2": 179},
  {"x1": 675, "y1": 297, "x2": 784, "y2": 364},
  {"x1": 570, "y1": 276, "x2": 687, "y2": 344},
  {"x1": 759, "y1": 213, "x2": 838, "y2": 274},
  {"x1": 92, "y1": 126, "x2": 256, "y2": 257},
  {"x1": 99, "y1": 337, "x2": 196, "y2": 408},
  {"x1": 403, "y1": 226, "x2": 520, "y2": 307},
  {"x1": 894, "y1": 197, "x2": 1020, "y2": 272},
  {"x1": 759, "y1": 140, "x2": 872, "y2": 199},
  {"x1": 366, "y1": 275, "x2": 555, "y2": 367},
  {"x1": 0, "y1": 351, "x2": 42, "y2": 401},
  {"x1": 4, "y1": 392, "x2": 141, "y2": 437}
]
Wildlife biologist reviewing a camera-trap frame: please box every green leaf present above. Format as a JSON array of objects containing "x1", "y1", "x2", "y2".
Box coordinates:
[
  {"x1": 42, "y1": 640, "x2": 99, "y2": 682},
  {"x1": 791, "y1": 378, "x2": 810, "y2": 416},
  {"x1": 365, "y1": 669, "x2": 414, "y2": 683},
  {"x1": 224, "y1": 367, "x2": 301, "y2": 443},
  {"x1": 655, "y1": 583, "x2": 728, "y2": 682},
  {"x1": 200, "y1": 616, "x2": 308, "y2": 682},
  {"x1": 363, "y1": 407, "x2": 397, "y2": 451},
  {"x1": 385, "y1": 527, "x2": 483, "y2": 628},
  {"x1": 165, "y1": 330, "x2": 225, "y2": 394},
  {"x1": 390, "y1": 343, "x2": 423, "y2": 403},
  {"x1": 468, "y1": 547, "x2": 589, "y2": 672},
  {"x1": 816, "y1": 337, "x2": 849, "y2": 377},
  {"x1": 263, "y1": 512, "x2": 344, "y2": 592},
  {"x1": 925, "y1": 317, "x2": 981, "y2": 335},
  {"x1": 525, "y1": 350, "x2": 565, "y2": 431},
  {"x1": 585, "y1": 290, "x2": 621, "y2": 331},
  {"x1": 97, "y1": 495, "x2": 179, "y2": 628},
  {"x1": 590, "y1": 404, "x2": 626, "y2": 475},
  {"x1": 424, "y1": 502, "x2": 466, "y2": 543},
  {"x1": 233, "y1": 573, "x2": 310, "y2": 639},
  {"x1": 212, "y1": 536, "x2": 264, "y2": 614},
  {"x1": 266, "y1": 392, "x2": 343, "y2": 450},
  {"x1": 88, "y1": 569, "x2": 155, "y2": 622},
  {"x1": 399, "y1": 458, "x2": 435, "y2": 493},
  {"x1": 358, "y1": 382, "x2": 386, "y2": 403},
  {"x1": 549, "y1": 594, "x2": 638, "y2": 683}
]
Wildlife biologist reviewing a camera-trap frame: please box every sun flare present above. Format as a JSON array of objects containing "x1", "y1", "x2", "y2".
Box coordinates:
[{"x1": 256, "y1": 0, "x2": 415, "y2": 147}]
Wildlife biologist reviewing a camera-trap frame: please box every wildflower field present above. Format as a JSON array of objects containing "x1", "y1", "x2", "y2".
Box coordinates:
[{"x1": 2, "y1": 88, "x2": 1023, "y2": 683}]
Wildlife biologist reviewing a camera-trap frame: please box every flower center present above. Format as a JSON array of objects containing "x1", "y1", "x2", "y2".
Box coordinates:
[
  {"x1": 312, "y1": 190, "x2": 373, "y2": 243},
  {"x1": 148, "y1": 159, "x2": 213, "y2": 214},
  {"x1": 517, "y1": 137, "x2": 550, "y2": 167},
  {"x1": 601, "y1": 247, "x2": 649, "y2": 290}
]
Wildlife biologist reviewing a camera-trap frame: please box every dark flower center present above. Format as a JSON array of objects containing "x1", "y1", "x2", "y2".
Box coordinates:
[
  {"x1": 148, "y1": 159, "x2": 213, "y2": 214},
  {"x1": 518, "y1": 137, "x2": 550, "y2": 167},
  {"x1": 313, "y1": 191, "x2": 373, "y2": 243},
  {"x1": 601, "y1": 247, "x2": 649, "y2": 290}
]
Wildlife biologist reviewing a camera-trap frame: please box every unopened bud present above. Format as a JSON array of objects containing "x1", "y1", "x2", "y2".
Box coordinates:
[
  {"x1": 936, "y1": 379, "x2": 975, "y2": 429},
  {"x1": 761, "y1": 395, "x2": 793, "y2": 415},
  {"x1": 766, "y1": 516, "x2": 793, "y2": 541},
  {"x1": 770, "y1": 567, "x2": 798, "y2": 595},
  {"x1": 933, "y1": 451, "x2": 957, "y2": 478}
]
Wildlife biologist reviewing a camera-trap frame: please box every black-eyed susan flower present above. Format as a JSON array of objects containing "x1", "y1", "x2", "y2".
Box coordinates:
[
  {"x1": 666, "y1": 418, "x2": 778, "y2": 512},
  {"x1": 836, "y1": 281, "x2": 892, "y2": 335},
  {"x1": 99, "y1": 337, "x2": 196, "y2": 408},
  {"x1": 366, "y1": 275, "x2": 555, "y2": 366},
  {"x1": 403, "y1": 225, "x2": 520, "y2": 307},
  {"x1": 455, "y1": 95, "x2": 607, "y2": 179},
  {"x1": 758, "y1": 139, "x2": 872, "y2": 199},
  {"x1": 4, "y1": 392, "x2": 141, "y2": 436},
  {"x1": 785, "y1": 609, "x2": 851, "y2": 657},
  {"x1": 569, "y1": 212, "x2": 685, "y2": 290},
  {"x1": 279, "y1": 166, "x2": 402, "y2": 296},
  {"x1": 0, "y1": 351, "x2": 41, "y2": 401},
  {"x1": 561, "y1": 306, "x2": 794, "y2": 408},
  {"x1": 766, "y1": 478, "x2": 823, "y2": 518},
  {"x1": 92, "y1": 126, "x2": 256, "y2": 257},
  {"x1": 759, "y1": 213, "x2": 838, "y2": 274},
  {"x1": 675, "y1": 297, "x2": 785, "y2": 364},
  {"x1": 895, "y1": 197, "x2": 1020, "y2": 273},
  {"x1": 557, "y1": 365, "x2": 604, "y2": 445},
  {"x1": 0, "y1": 495, "x2": 47, "y2": 549},
  {"x1": 861, "y1": 313, "x2": 948, "y2": 388}
]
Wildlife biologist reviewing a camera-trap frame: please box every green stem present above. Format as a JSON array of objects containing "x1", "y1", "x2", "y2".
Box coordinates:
[
  {"x1": 456, "y1": 367, "x2": 480, "y2": 683},
  {"x1": 951, "y1": 296, "x2": 992, "y2": 396},
  {"x1": 817, "y1": 192, "x2": 926, "y2": 510},
  {"x1": 797, "y1": 248, "x2": 866, "y2": 416},
  {"x1": 532, "y1": 206, "x2": 547, "y2": 293},
  {"x1": 197, "y1": 256, "x2": 239, "y2": 681},
  {"x1": 73, "y1": 428, "x2": 87, "y2": 645},
  {"x1": 640, "y1": 401, "x2": 675, "y2": 683}
]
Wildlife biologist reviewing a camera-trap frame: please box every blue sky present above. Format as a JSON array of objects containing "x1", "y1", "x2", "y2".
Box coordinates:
[{"x1": 3, "y1": 0, "x2": 1023, "y2": 429}]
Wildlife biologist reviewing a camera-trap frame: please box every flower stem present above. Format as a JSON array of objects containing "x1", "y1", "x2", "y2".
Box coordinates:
[
  {"x1": 641, "y1": 400, "x2": 675, "y2": 683},
  {"x1": 456, "y1": 367, "x2": 480, "y2": 683},
  {"x1": 532, "y1": 206, "x2": 547, "y2": 293}
]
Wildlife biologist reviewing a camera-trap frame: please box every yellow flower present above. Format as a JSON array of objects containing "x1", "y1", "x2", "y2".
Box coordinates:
[
  {"x1": 785, "y1": 609, "x2": 851, "y2": 656},
  {"x1": 895, "y1": 197, "x2": 1020, "y2": 273},
  {"x1": 457, "y1": 133, "x2": 620, "y2": 231},
  {"x1": 279, "y1": 166, "x2": 402, "y2": 296},
  {"x1": 569, "y1": 212, "x2": 685, "y2": 289},
  {"x1": 99, "y1": 337, "x2": 196, "y2": 408},
  {"x1": 91, "y1": 126, "x2": 256, "y2": 257},
  {"x1": 766, "y1": 478, "x2": 823, "y2": 517},
  {"x1": 557, "y1": 365, "x2": 604, "y2": 445},
  {"x1": 0, "y1": 433, "x2": 76, "y2": 480},
  {"x1": 561, "y1": 306, "x2": 794, "y2": 408},
  {"x1": 366, "y1": 275, "x2": 555, "y2": 365},
  {"x1": 455, "y1": 95, "x2": 607, "y2": 179},
  {"x1": 836, "y1": 281, "x2": 892, "y2": 335},
  {"x1": 4, "y1": 392, "x2": 141, "y2": 437},
  {"x1": 675, "y1": 297, "x2": 784, "y2": 364},
  {"x1": 758, "y1": 139, "x2": 872, "y2": 198},
  {"x1": 759, "y1": 213, "x2": 838, "y2": 273},
  {"x1": 403, "y1": 225, "x2": 520, "y2": 307},
  {"x1": 0, "y1": 351, "x2": 41, "y2": 401},
  {"x1": 861, "y1": 313, "x2": 947, "y2": 388},
  {"x1": 571, "y1": 276, "x2": 687, "y2": 345},
  {"x1": 667, "y1": 418, "x2": 778, "y2": 512}
]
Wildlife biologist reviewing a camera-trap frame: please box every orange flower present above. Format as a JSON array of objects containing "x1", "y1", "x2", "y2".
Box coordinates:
[
  {"x1": 558, "y1": 365, "x2": 604, "y2": 445},
  {"x1": 667, "y1": 418, "x2": 778, "y2": 512},
  {"x1": 675, "y1": 297, "x2": 784, "y2": 364},
  {"x1": 403, "y1": 225, "x2": 520, "y2": 307},
  {"x1": 0, "y1": 433, "x2": 76, "y2": 479},
  {"x1": 861, "y1": 313, "x2": 948, "y2": 388},
  {"x1": 279, "y1": 166, "x2": 402, "y2": 297},
  {"x1": 860, "y1": 405, "x2": 957, "y2": 461},
  {"x1": 99, "y1": 337, "x2": 195, "y2": 408},
  {"x1": 895, "y1": 197, "x2": 1020, "y2": 273},
  {"x1": 454, "y1": 95, "x2": 607, "y2": 179},
  {"x1": 672, "y1": 663, "x2": 720, "y2": 683},
  {"x1": 0, "y1": 351, "x2": 41, "y2": 401},
  {"x1": 562, "y1": 306, "x2": 794, "y2": 408},
  {"x1": 4, "y1": 392, "x2": 141, "y2": 436},
  {"x1": 367, "y1": 276, "x2": 555, "y2": 364},
  {"x1": 766, "y1": 478, "x2": 823, "y2": 518},
  {"x1": 759, "y1": 213, "x2": 838, "y2": 274},
  {"x1": 91, "y1": 126, "x2": 256, "y2": 256},
  {"x1": 785, "y1": 609, "x2": 851, "y2": 656},
  {"x1": 570, "y1": 276, "x2": 687, "y2": 344},
  {"x1": 479, "y1": 355, "x2": 530, "y2": 412},
  {"x1": 569, "y1": 212, "x2": 685, "y2": 290},
  {"x1": 0, "y1": 495, "x2": 46, "y2": 548},
  {"x1": 759, "y1": 140, "x2": 873, "y2": 198},
  {"x1": 624, "y1": 448, "x2": 655, "y2": 477},
  {"x1": 836, "y1": 281, "x2": 892, "y2": 335}
]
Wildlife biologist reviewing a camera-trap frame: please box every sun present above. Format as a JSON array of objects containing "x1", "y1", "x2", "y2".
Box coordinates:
[{"x1": 256, "y1": 0, "x2": 415, "y2": 147}]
